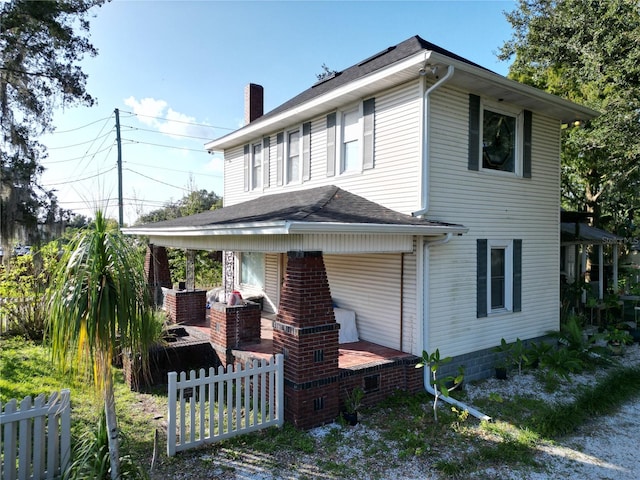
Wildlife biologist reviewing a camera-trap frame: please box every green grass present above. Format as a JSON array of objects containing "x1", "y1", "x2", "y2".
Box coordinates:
[
  {"x1": 0, "y1": 337, "x2": 163, "y2": 476},
  {"x1": 5, "y1": 336, "x2": 640, "y2": 479}
]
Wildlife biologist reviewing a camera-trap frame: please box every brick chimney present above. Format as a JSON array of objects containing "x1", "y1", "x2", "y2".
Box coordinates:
[{"x1": 244, "y1": 83, "x2": 264, "y2": 125}]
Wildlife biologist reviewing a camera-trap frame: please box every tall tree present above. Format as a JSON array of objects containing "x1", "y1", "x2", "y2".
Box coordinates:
[
  {"x1": 48, "y1": 210, "x2": 156, "y2": 479},
  {"x1": 0, "y1": 0, "x2": 104, "y2": 249},
  {"x1": 500, "y1": 0, "x2": 640, "y2": 237}
]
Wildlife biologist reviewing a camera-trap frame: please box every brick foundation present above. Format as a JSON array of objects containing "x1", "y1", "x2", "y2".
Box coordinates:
[
  {"x1": 273, "y1": 251, "x2": 340, "y2": 429},
  {"x1": 339, "y1": 357, "x2": 422, "y2": 409},
  {"x1": 164, "y1": 289, "x2": 207, "y2": 325}
]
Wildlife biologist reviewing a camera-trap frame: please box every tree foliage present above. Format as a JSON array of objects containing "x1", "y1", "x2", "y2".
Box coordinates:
[
  {"x1": 47, "y1": 210, "x2": 158, "y2": 479},
  {"x1": 135, "y1": 188, "x2": 222, "y2": 225},
  {"x1": 135, "y1": 187, "x2": 223, "y2": 288},
  {"x1": 0, "y1": 0, "x2": 104, "y2": 248},
  {"x1": 500, "y1": 0, "x2": 640, "y2": 237}
]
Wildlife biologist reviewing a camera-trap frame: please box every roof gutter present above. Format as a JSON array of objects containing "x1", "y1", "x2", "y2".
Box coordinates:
[
  {"x1": 122, "y1": 221, "x2": 469, "y2": 237},
  {"x1": 418, "y1": 234, "x2": 492, "y2": 422},
  {"x1": 427, "y1": 52, "x2": 599, "y2": 122},
  {"x1": 413, "y1": 63, "x2": 455, "y2": 217}
]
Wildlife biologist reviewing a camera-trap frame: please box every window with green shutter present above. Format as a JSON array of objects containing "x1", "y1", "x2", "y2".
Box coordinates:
[{"x1": 477, "y1": 239, "x2": 522, "y2": 317}]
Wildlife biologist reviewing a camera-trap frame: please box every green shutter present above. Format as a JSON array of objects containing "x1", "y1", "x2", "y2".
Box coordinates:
[
  {"x1": 302, "y1": 122, "x2": 311, "y2": 181},
  {"x1": 243, "y1": 144, "x2": 250, "y2": 191},
  {"x1": 363, "y1": 97, "x2": 375, "y2": 170},
  {"x1": 513, "y1": 239, "x2": 522, "y2": 312},
  {"x1": 263, "y1": 137, "x2": 270, "y2": 187},
  {"x1": 468, "y1": 94, "x2": 480, "y2": 171},
  {"x1": 477, "y1": 239, "x2": 487, "y2": 318},
  {"x1": 326, "y1": 112, "x2": 336, "y2": 177},
  {"x1": 276, "y1": 132, "x2": 284, "y2": 186},
  {"x1": 523, "y1": 110, "x2": 532, "y2": 178}
]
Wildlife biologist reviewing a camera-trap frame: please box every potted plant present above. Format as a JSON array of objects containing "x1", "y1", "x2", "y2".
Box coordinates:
[
  {"x1": 493, "y1": 338, "x2": 511, "y2": 379},
  {"x1": 606, "y1": 328, "x2": 633, "y2": 355},
  {"x1": 342, "y1": 386, "x2": 364, "y2": 426}
]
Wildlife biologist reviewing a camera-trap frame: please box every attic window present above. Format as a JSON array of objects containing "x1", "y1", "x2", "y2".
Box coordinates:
[{"x1": 357, "y1": 46, "x2": 396, "y2": 66}]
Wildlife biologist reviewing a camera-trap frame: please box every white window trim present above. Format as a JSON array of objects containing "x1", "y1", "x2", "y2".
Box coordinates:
[
  {"x1": 336, "y1": 102, "x2": 364, "y2": 175},
  {"x1": 250, "y1": 141, "x2": 263, "y2": 191},
  {"x1": 480, "y1": 100, "x2": 523, "y2": 177},
  {"x1": 284, "y1": 125, "x2": 302, "y2": 185},
  {"x1": 487, "y1": 239, "x2": 513, "y2": 314}
]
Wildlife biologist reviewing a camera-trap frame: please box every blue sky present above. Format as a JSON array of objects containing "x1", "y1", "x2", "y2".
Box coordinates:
[{"x1": 39, "y1": 0, "x2": 517, "y2": 225}]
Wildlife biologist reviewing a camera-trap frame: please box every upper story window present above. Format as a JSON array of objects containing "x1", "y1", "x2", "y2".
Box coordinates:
[
  {"x1": 482, "y1": 109, "x2": 517, "y2": 173},
  {"x1": 326, "y1": 97, "x2": 375, "y2": 177},
  {"x1": 468, "y1": 94, "x2": 532, "y2": 178},
  {"x1": 286, "y1": 128, "x2": 300, "y2": 184},
  {"x1": 341, "y1": 107, "x2": 361, "y2": 173},
  {"x1": 251, "y1": 142, "x2": 262, "y2": 190}
]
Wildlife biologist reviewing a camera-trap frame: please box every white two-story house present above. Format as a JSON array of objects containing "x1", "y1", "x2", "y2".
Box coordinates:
[{"x1": 127, "y1": 35, "x2": 597, "y2": 383}]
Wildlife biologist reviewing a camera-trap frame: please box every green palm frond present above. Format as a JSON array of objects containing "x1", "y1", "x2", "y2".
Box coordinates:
[{"x1": 47, "y1": 211, "x2": 154, "y2": 393}]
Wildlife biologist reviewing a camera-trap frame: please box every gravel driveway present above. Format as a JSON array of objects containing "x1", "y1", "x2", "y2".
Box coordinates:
[{"x1": 150, "y1": 344, "x2": 640, "y2": 479}]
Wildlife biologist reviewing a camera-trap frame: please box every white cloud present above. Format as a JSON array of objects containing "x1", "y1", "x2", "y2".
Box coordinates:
[
  {"x1": 123, "y1": 96, "x2": 214, "y2": 140},
  {"x1": 124, "y1": 97, "x2": 168, "y2": 126}
]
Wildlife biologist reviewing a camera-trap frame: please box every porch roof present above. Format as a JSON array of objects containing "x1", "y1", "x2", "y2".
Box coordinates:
[
  {"x1": 561, "y1": 222, "x2": 625, "y2": 245},
  {"x1": 123, "y1": 186, "x2": 467, "y2": 252}
]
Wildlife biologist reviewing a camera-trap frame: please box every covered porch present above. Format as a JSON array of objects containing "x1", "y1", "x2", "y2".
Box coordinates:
[
  {"x1": 561, "y1": 211, "x2": 626, "y2": 322},
  {"x1": 124, "y1": 185, "x2": 467, "y2": 428}
]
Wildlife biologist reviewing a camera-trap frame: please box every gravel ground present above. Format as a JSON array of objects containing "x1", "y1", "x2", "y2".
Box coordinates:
[{"x1": 148, "y1": 343, "x2": 640, "y2": 479}]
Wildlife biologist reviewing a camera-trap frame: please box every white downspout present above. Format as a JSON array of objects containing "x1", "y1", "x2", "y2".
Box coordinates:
[
  {"x1": 420, "y1": 233, "x2": 492, "y2": 422},
  {"x1": 413, "y1": 64, "x2": 455, "y2": 218}
]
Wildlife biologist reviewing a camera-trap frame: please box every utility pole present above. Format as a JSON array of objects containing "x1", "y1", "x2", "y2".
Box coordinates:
[{"x1": 115, "y1": 108, "x2": 123, "y2": 227}]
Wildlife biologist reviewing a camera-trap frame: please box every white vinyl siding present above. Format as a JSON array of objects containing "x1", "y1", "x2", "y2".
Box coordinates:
[
  {"x1": 401, "y1": 248, "x2": 418, "y2": 354},
  {"x1": 425, "y1": 85, "x2": 561, "y2": 358},
  {"x1": 222, "y1": 81, "x2": 421, "y2": 213},
  {"x1": 324, "y1": 253, "x2": 403, "y2": 350},
  {"x1": 263, "y1": 253, "x2": 279, "y2": 313}
]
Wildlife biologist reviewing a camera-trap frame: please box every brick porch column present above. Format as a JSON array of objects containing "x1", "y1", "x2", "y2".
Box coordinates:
[
  {"x1": 272, "y1": 251, "x2": 339, "y2": 429},
  {"x1": 145, "y1": 244, "x2": 172, "y2": 307}
]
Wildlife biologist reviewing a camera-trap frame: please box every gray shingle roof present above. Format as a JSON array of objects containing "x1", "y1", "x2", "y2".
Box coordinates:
[
  {"x1": 249, "y1": 35, "x2": 490, "y2": 126},
  {"x1": 135, "y1": 185, "x2": 462, "y2": 230}
]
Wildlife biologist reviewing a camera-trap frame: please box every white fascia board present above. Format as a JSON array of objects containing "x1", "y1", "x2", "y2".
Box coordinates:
[
  {"x1": 428, "y1": 52, "x2": 600, "y2": 122},
  {"x1": 122, "y1": 220, "x2": 468, "y2": 237},
  {"x1": 286, "y1": 221, "x2": 468, "y2": 236},
  {"x1": 205, "y1": 52, "x2": 430, "y2": 152},
  {"x1": 122, "y1": 221, "x2": 290, "y2": 237}
]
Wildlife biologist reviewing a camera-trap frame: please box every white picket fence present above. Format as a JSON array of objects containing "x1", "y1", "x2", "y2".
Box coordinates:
[
  {"x1": 0, "y1": 390, "x2": 71, "y2": 480},
  {"x1": 167, "y1": 354, "x2": 284, "y2": 456}
]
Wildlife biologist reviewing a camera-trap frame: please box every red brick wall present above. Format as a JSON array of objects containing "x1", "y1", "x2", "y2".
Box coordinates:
[
  {"x1": 165, "y1": 290, "x2": 206, "y2": 324},
  {"x1": 273, "y1": 251, "x2": 340, "y2": 429},
  {"x1": 209, "y1": 302, "x2": 261, "y2": 351},
  {"x1": 339, "y1": 358, "x2": 423, "y2": 410}
]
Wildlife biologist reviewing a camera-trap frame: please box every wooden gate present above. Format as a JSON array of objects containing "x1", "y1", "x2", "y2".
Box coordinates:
[{"x1": 167, "y1": 354, "x2": 284, "y2": 456}]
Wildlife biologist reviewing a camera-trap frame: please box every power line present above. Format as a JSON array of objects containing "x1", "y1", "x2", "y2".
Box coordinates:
[
  {"x1": 122, "y1": 138, "x2": 209, "y2": 153},
  {"x1": 125, "y1": 160, "x2": 222, "y2": 178},
  {"x1": 42, "y1": 145, "x2": 115, "y2": 164},
  {"x1": 41, "y1": 166, "x2": 117, "y2": 187},
  {"x1": 46, "y1": 130, "x2": 114, "y2": 149},
  {"x1": 119, "y1": 109, "x2": 234, "y2": 131},
  {"x1": 124, "y1": 168, "x2": 190, "y2": 192},
  {"x1": 49, "y1": 115, "x2": 114, "y2": 134},
  {"x1": 121, "y1": 124, "x2": 214, "y2": 141}
]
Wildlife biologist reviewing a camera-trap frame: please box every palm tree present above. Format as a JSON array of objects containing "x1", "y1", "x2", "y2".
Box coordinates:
[{"x1": 48, "y1": 211, "x2": 156, "y2": 479}]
